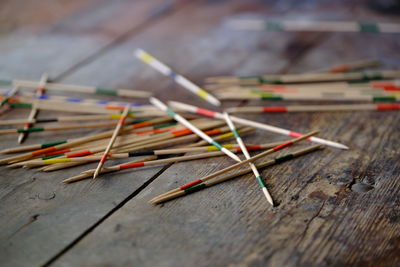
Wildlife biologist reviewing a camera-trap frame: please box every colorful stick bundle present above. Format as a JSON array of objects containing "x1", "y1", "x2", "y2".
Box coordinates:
[{"x1": 2, "y1": 49, "x2": 398, "y2": 209}]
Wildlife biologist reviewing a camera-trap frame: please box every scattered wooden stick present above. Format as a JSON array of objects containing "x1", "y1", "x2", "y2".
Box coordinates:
[
  {"x1": 223, "y1": 112, "x2": 273, "y2": 205},
  {"x1": 135, "y1": 49, "x2": 220, "y2": 106},
  {"x1": 150, "y1": 97, "x2": 241, "y2": 162},
  {"x1": 169, "y1": 101, "x2": 348, "y2": 149},
  {"x1": 150, "y1": 131, "x2": 318, "y2": 202},
  {"x1": 151, "y1": 145, "x2": 323, "y2": 204},
  {"x1": 225, "y1": 103, "x2": 400, "y2": 113}
]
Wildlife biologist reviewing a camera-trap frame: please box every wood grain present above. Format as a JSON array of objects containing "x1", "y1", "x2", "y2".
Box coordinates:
[{"x1": 0, "y1": 0, "x2": 399, "y2": 266}]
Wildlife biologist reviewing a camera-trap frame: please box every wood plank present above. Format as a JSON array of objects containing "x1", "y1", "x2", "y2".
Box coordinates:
[
  {"x1": 0, "y1": 1, "x2": 185, "y2": 266},
  {"x1": 52, "y1": 2, "x2": 400, "y2": 266},
  {"x1": 0, "y1": 0, "x2": 98, "y2": 34},
  {"x1": 0, "y1": 0, "x2": 178, "y2": 79}
]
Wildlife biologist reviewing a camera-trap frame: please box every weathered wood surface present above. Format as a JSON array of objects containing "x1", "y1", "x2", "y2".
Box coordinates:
[{"x1": 0, "y1": 0, "x2": 399, "y2": 266}]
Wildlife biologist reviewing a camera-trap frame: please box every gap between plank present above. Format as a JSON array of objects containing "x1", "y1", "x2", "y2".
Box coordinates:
[{"x1": 42, "y1": 163, "x2": 174, "y2": 267}]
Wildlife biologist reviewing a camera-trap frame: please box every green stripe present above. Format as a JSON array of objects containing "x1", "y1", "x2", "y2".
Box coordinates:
[
  {"x1": 166, "y1": 108, "x2": 176, "y2": 117},
  {"x1": 17, "y1": 127, "x2": 44, "y2": 133},
  {"x1": 256, "y1": 175, "x2": 266, "y2": 188},
  {"x1": 211, "y1": 141, "x2": 223, "y2": 150},
  {"x1": 359, "y1": 23, "x2": 379, "y2": 32},
  {"x1": 232, "y1": 129, "x2": 240, "y2": 138},
  {"x1": 263, "y1": 78, "x2": 283, "y2": 84},
  {"x1": 240, "y1": 76, "x2": 260, "y2": 81},
  {"x1": 42, "y1": 154, "x2": 64, "y2": 160},
  {"x1": 154, "y1": 122, "x2": 177, "y2": 129},
  {"x1": 95, "y1": 88, "x2": 118, "y2": 96},
  {"x1": 261, "y1": 94, "x2": 283, "y2": 100},
  {"x1": 10, "y1": 102, "x2": 32, "y2": 108},
  {"x1": 0, "y1": 79, "x2": 12, "y2": 86},
  {"x1": 265, "y1": 22, "x2": 283, "y2": 31},
  {"x1": 275, "y1": 154, "x2": 294, "y2": 164},
  {"x1": 362, "y1": 72, "x2": 383, "y2": 80},
  {"x1": 184, "y1": 183, "x2": 206, "y2": 194},
  {"x1": 41, "y1": 140, "x2": 67, "y2": 148},
  {"x1": 373, "y1": 96, "x2": 396, "y2": 102}
]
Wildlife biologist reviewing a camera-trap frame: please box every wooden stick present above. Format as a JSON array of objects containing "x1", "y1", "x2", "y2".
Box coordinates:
[
  {"x1": 64, "y1": 145, "x2": 267, "y2": 183},
  {"x1": 0, "y1": 117, "x2": 173, "y2": 164},
  {"x1": 150, "y1": 131, "x2": 318, "y2": 202},
  {"x1": 135, "y1": 49, "x2": 220, "y2": 106},
  {"x1": 151, "y1": 145, "x2": 323, "y2": 204},
  {"x1": 0, "y1": 120, "x2": 139, "y2": 135},
  {"x1": 169, "y1": 101, "x2": 349, "y2": 149},
  {"x1": 39, "y1": 123, "x2": 230, "y2": 171},
  {"x1": 223, "y1": 112, "x2": 273, "y2": 205},
  {"x1": 152, "y1": 131, "x2": 318, "y2": 200},
  {"x1": 205, "y1": 70, "x2": 400, "y2": 85},
  {"x1": 150, "y1": 97, "x2": 241, "y2": 162},
  {"x1": 2, "y1": 95, "x2": 159, "y2": 115},
  {"x1": 226, "y1": 103, "x2": 400, "y2": 113},
  {"x1": 18, "y1": 74, "x2": 48, "y2": 143},
  {"x1": 0, "y1": 78, "x2": 151, "y2": 98},
  {"x1": 216, "y1": 91, "x2": 399, "y2": 102},
  {"x1": 27, "y1": 141, "x2": 275, "y2": 168},
  {"x1": 308, "y1": 59, "x2": 380, "y2": 73},
  {"x1": 0, "y1": 85, "x2": 20, "y2": 107},
  {"x1": 93, "y1": 105, "x2": 135, "y2": 178}
]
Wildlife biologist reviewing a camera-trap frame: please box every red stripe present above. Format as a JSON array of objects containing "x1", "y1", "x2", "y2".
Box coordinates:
[
  {"x1": 260, "y1": 85, "x2": 293, "y2": 93},
  {"x1": 100, "y1": 154, "x2": 108, "y2": 163},
  {"x1": 118, "y1": 116, "x2": 127, "y2": 125},
  {"x1": 37, "y1": 88, "x2": 46, "y2": 95},
  {"x1": 172, "y1": 129, "x2": 192, "y2": 137},
  {"x1": 289, "y1": 131, "x2": 303, "y2": 138},
  {"x1": 273, "y1": 141, "x2": 293, "y2": 151},
  {"x1": 196, "y1": 108, "x2": 216, "y2": 118},
  {"x1": 32, "y1": 146, "x2": 57, "y2": 156},
  {"x1": 179, "y1": 179, "x2": 202, "y2": 190},
  {"x1": 371, "y1": 82, "x2": 394, "y2": 88},
  {"x1": 66, "y1": 150, "x2": 91, "y2": 158},
  {"x1": 330, "y1": 65, "x2": 350, "y2": 73},
  {"x1": 245, "y1": 145, "x2": 261, "y2": 151},
  {"x1": 204, "y1": 129, "x2": 222, "y2": 135},
  {"x1": 381, "y1": 85, "x2": 400, "y2": 91},
  {"x1": 119, "y1": 162, "x2": 145, "y2": 170},
  {"x1": 132, "y1": 121, "x2": 151, "y2": 129},
  {"x1": 262, "y1": 106, "x2": 287, "y2": 113},
  {"x1": 44, "y1": 148, "x2": 71, "y2": 156},
  {"x1": 376, "y1": 104, "x2": 400, "y2": 111},
  {"x1": 106, "y1": 105, "x2": 124, "y2": 111}
]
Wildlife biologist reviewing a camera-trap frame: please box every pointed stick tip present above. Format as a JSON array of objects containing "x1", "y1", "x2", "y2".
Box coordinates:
[{"x1": 262, "y1": 187, "x2": 274, "y2": 206}]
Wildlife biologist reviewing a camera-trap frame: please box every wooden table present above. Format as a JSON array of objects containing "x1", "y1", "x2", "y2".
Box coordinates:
[{"x1": 0, "y1": 0, "x2": 399, "y2": 266}]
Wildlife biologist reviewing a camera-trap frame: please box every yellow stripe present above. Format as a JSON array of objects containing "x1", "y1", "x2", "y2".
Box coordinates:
[
  {"x1": 223, "y1": 144, "x2": 233, "y2": 149},
  {"x1": 206, "y1": 146, "x2": 219, "y2": 151},
  {"x1": 139, "y1": 51, "x2": 154, "y2": 64},
  {"x1": 197, "y1": 89, "x2": 210, "y2": 100},
  {"x1": 44, "y1": 158, "x2": 71, "y2": 164},
  {"x1": 218, "y1": 132, "x2": 234, "y2": 139},
  {"x1": 108, "y1": 114, "x2": 122, "y2": 119}
]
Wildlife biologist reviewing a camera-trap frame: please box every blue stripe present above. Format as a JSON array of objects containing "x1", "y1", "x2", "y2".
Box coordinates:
[
  {"x1": 169, "y1": 72, "x2": 178, "y2": 80},
  {"x1": 96, "y1": 100, "x2": 109, "y2": 105},
  {"x1": 211, "y1": 141, "x2": 223, "y2": 150},
  {"x1": 166, "y1": 108, "x2": 176, "y2": 117},
  {"x1": 38, "y1": 94, "x2": 49, "y2": 99},
  {"x1": 66, "y1": 98, "x2": 83, "y2": 103}
]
